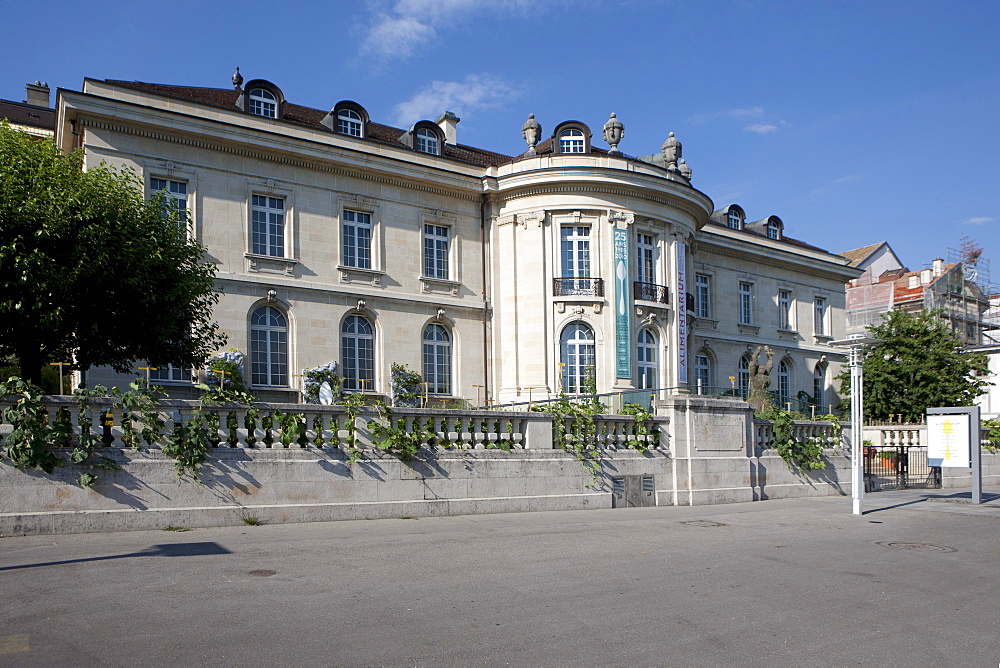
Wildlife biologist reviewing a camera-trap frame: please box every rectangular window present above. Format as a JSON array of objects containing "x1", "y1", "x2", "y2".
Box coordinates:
[
  {"x1": 423, "y1": 224, "x2": 450, "y2": 279},
  {"x1": 739, "y1": 282, "x2": 753, "y2": 325},
  {"x1": 560, "y1": 226, "x2": 591, "y2": 278},
  {"x1": 342, "y1": 210, "x2": 372, "y2": 269},
  {"x1": 695, "y1": 274, "x2": 711, "y2": 318},
  {"x1": 151, "y1": 177, "x2": 188, "y2": 223},
  {"x1": 251, "y1": 195, "x2": 285, "y2": 257},
  {"x1": 814, "y1": 297, "x2": 827, "y2": 336},
  {"x1": 148, "y1": 364, "x2": 188, "y2": 383},
  {"x1": 778, "y1": 290, "x2": 791, "y2": 330},
  {"x1": 637, "y1": 233, "x2": 656, "y2": 285}
]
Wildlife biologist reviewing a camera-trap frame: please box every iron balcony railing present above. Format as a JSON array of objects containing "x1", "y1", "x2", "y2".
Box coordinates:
[
  {"x1": 633, "y1": 281, "x2": 669, "y2": 304},
  {"x1": 553, "y1": 277, "x2": 605, "y2": 297}
]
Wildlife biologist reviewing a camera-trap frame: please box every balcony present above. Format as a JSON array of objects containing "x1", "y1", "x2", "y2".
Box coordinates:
[
  {"x1": 553, "y1": 277, "x2": 605, "y2": 297},
  {"x1": 633, "y1": 281, "x2": 669, "y2": 304}
]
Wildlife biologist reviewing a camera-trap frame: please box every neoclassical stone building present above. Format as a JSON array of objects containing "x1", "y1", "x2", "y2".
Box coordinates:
[{"x1": 54, "y1": 73, "x2": 860, "y2": 407}]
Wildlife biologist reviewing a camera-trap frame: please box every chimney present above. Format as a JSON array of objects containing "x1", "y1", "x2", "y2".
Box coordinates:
[
  {"x1": 436, "y1": 111, "x2": 460, "y2": 145},
  {"x1": 932, "y1": 258, "x2": 944, "y2": 276},
  {"x1": 25, "y1": 81, "x2": 50, "y2": 108},
  {"x1": 920, "y1": 269, "x2": 933, "y2": 284}
]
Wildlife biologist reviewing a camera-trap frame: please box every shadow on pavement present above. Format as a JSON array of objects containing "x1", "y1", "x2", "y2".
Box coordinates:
[{"x1": 0, "y1": 541, "x2": 231, "y2": 572}]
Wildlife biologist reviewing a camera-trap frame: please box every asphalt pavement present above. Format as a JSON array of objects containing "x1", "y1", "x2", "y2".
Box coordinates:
[{"x1": 1, "y1": 488, "x2": 998, "y2": 666}]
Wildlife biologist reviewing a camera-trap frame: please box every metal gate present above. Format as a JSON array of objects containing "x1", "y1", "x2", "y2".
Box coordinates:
[{"x1": 864, "y1": 444, "x2": 941, "y2": 491}]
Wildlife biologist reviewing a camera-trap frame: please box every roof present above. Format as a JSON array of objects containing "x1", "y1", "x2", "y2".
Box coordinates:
[
  {"x1": 879, "y1": 262, "x2": 962, "y2": 304},
  {"x1": 839, "y1": 241, "x2": 887, "y2": 267},
  {"x1": 103, "y1": 80, "x2": 514, "y2": 168},
  {"x1": 0, "y1": 98, "x2": 55, "y2": 131}
]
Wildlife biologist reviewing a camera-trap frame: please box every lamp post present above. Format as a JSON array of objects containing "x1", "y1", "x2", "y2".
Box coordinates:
[{"x1": 831, "y1": 333, "x2": 882, "y2": 516}]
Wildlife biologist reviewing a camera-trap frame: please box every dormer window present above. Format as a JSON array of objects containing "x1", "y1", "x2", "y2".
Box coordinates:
[
  {"x1": 559, "y1": 128, "x2": 585, "y2": 153},
  {"x1": 248, "y1": 88, "x2": 277, "y2": 118},
  {"x1": 416, "y1": 127, "x2": 439, "y2": 154},
  {"x1": 727, "y1": 209, "x2": 743, "y2": 230},
  {"x1": 338, "y1": 109, "x2": 363, "y2": 137},
  {"x1": 766, "y1": 220, "x2": 781, "y2": 240}
]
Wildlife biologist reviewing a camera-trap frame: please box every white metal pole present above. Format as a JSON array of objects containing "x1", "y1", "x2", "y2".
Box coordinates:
[{"x1": 851, "y1": 344, "x2": 864, "y2": 515}]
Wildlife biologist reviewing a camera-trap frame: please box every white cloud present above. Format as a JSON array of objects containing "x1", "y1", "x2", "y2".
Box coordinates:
[
  {"x1": 393, "y1": 74, "x2": 519, "y2": 127},
  {"x1": 744, "y1": 123, "x2": 779, "y2": 135},
  {"x1": 961, "y1": 216, "x2": 994, "y2": 226},
  {"x1": 361, "y1": 0, "x2": 539, "y2": 61}
]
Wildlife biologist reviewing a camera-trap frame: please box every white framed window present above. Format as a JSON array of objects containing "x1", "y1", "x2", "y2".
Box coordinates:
[
  {"x1": 560, "y1": 323, "x2": 595, "y2": 394},
  {"x1": 813, "y1": 364, "x2": 826, "y2": 408},
  {"x1": 767, "y1": 220, "x2": 781, "y2": 240},
  {"x1": 637, "y1": 329, "x2": 658, "y2": 390},
  {"x1": 778, "y1": 290, "x2": 792, "y2": 330},
  {"x1": 739, "y1": 282, "x2": 754, "y2": 325},
  {"x1": 423, "y1": 323, "x2": 452, "y2": 395},
  {"x1": 561, "y1": 226, "x2": 591, "y2": 278},
  {"x1": 415, "y1": 128, "x2": 439, "y2": 154},
  {"x1": 342, "y1": 210, "x2": 372, "y2": 269},
  {"x1": 559, "y1": 128, "x2": 586, "y2": 153},
  {"x1": 637, "y1": 233, "x2": 656, "y2": 285},
  {"x1": 150, "y1": 177, "x2": 188, "y2": 221},
  {"x1": 727, "y1": 209, "x2": 743, "y2": 230},
  {"x1": 695, "y1": 274, "x2": 711, "y2": 318},
  {"x1": 251, "y1": 194, "x2": 285, "y2": 257},
  {"x1": 814, "y1": 297, "x2": 828, "y2": 336},
  {"x1": 738, "y1": 356, "x2": 750, "y2": 399},
  {"x1": 777, "y1": 360, "x2": 790, "y2": 405},
  {"x1": 342, "y1": 315, "x2": 375, "y2": 392},
  {"x1": 148, "y1": 364, "x2": 190, "y2": 383},
  {"x1": 423, "y1": 224, "x2": 450, "y2": 279},
  {"x1": 250, "y1": 306, "x2": 288, "y2": 387},
  {"x1": 695, "y1": 354, "x2": 712, "y2": 394},
  {"x1": 248, "y1": 88, "x2": 277, "y2": 118},
  {"x1": 337, "y1": 108, "x2": 363, "y2": 137}
]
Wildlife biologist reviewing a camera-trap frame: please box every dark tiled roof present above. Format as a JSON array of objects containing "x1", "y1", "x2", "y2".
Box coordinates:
[
  {"x1": 103, "y1": 80, "x2": 513, "y2": 167},
  {"x1": 0, "y1": 99, "x2": 55, "y2": 130},
  {"x1": 703, "y1": 218, "x2": 833, "y2": 255}
]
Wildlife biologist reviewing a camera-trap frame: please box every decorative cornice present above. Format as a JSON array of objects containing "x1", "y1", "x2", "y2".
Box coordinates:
[
  {"x1": 495, "y1": 181, "x2": 708, "y2": 221},
  {"x1": 80, "y1": 117, "x2": 482, "y2": 202}
]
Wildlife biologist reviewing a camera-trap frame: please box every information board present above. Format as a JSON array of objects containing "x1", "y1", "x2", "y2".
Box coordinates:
[{"x1": 927, "y1": 413, "x2": 971, "y2": 468}]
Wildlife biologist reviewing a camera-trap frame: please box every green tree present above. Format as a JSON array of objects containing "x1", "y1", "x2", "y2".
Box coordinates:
[
  {"x1": 842, "y1": 310, "x2": 989, "y2": 422},
  {"x1": 0, "y1": 122, "x2": 225, "y2": 385}
]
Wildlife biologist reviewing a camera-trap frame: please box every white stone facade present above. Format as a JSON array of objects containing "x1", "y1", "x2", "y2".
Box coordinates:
[{"x1": 55, "y1": 77, "x2": 860, "y2": 408}]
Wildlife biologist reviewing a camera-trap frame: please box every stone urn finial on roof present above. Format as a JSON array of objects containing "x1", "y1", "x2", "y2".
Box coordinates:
[
  {"x1": 678, "y1": 158, "x2": 692, "y2": 180},
  {"x1": 522, "y1": 113, "x2": 541, "y2": 156},
  {"x1": 603, "y1": 113, "x2": 624, "y2": 155},
  {"x1": 232, "y1": 66, "x2": 243, "y2": 90},
  {"x1": 661, "y1": 131, "x2": 682, "y2": 170}
]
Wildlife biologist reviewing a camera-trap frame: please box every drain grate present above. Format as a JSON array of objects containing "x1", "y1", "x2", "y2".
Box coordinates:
[
  {"x1": 679, "y1": 520, "x2": 727, "y2": 527},
  {"x1": 248, "y1": 569, "x2": 278, "y2": 576},
  {"x1": 876, "y1": 542, "x2": 956, "y2": 553}
]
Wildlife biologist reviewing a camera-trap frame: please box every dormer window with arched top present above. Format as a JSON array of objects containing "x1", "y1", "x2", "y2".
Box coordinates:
[
  {"x1": 416, "y1": 127, "x2": 439, "y2": 155},
  {"x1": 727, "y1": 208, "x2": 743, "y2": 230},
  {"x1": 248, "y1": 88, "x2": 277, "y2": 118},
  {"x1": 338, "y1": 108, "x2": 363, "y2": 137},
  {"x1": 766, "y1": 219, "x2": 781, "y2": 240},
  {"x1": 559, "y1": 128, "x2": 585, "y2": 153}
]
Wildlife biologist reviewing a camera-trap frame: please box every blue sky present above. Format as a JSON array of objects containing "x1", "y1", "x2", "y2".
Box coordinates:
[{"x1": 4, "y1": 0, "x2": 997, "y2": 275}]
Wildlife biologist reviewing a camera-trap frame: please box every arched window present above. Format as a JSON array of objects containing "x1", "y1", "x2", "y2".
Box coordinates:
[
  {"x1": 248, "y1": 88, "x2": 277, "y2": 118},
  {"x1": 423, "y1": 324, "x2": 451, "y2": 395},
  {"x1": 695, "y1": 353, "x2": 712, "y2": 395},
  {"x1": 250, "y1": 306, "x2": 288, "y2": 386},
  {"x1": 813, "y1": 364, "x2": 826, "y2": 409},
  {"x1": 415, "y1": 128, "x2": 439, "y2": 155},
  {"x1": 766, "y1": 220, "x2": 781, "y2": 240},
  {"x1": 777, "y1": 360, "x2": 791, "y2": 405},
  {"x1": 738, "y1": 356, "x2": 750, "y2": 399},
  {"x1": 559, "y1": 128, "x2": 585, "y2": 153},
  {"x1": 637, "y1": 329, "x2": 658, "y2": 390},
  {"x1": 337, "y1": 108, "x2": 363, "y2": 137},
  {"x1": 727, "y1": 208, "x2": 743, "y2": 230},
  {"x1": 560, "y1": 323, "x2": 595, "y2": 393},
  {"x1": 342, "y1": 315, "x2": 375, "y2": 391}
]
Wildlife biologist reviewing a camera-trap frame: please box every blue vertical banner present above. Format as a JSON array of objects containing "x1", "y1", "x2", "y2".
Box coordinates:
[
  {"x1": 676, "y1": 241, "x2": 688, "y2": 385},
  {"x1": 614, "y1": 228, "x2": 631, "y2": 379}
]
